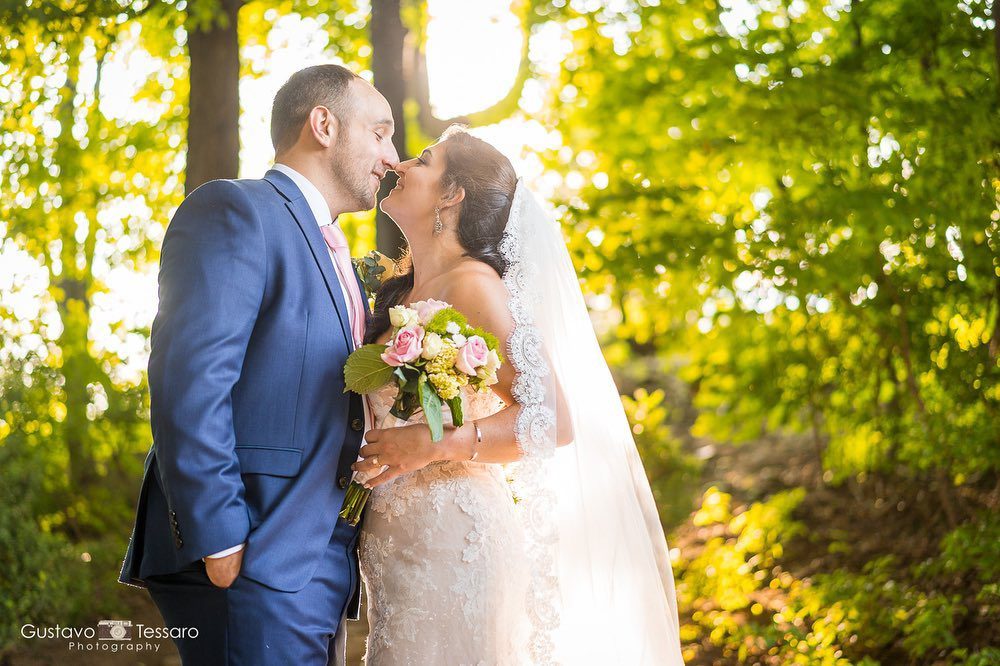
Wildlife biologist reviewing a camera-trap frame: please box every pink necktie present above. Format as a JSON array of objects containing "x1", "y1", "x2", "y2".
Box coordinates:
[{"x1": 320, "y1": 223, "x2": 366, "y2": 348}]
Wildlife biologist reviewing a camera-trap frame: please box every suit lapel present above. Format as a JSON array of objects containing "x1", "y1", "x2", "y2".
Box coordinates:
[{"x1": 265, "y1": 170, "x2": 354, "y2": 348}]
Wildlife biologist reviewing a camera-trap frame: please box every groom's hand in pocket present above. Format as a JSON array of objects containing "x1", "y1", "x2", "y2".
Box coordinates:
[{"x1": 204, "y1": 548, "x2": 244, "y2": 589}]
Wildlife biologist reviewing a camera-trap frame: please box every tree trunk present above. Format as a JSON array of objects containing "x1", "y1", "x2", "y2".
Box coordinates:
[
  {"x1": 990, "y1": 8, "x2": 1000, "y2": 364},
  {"x1": 185, "y1": 0, "x2": 242, "y2": 195},
  {"x1": 372, "y1": 0, "x2": 409, "y2": 259},
  {"x1": 53, "y1": 45, "x2": 99, "y2": 501},
  {"x1": 995, "y1": 0, "x2": 1000, "y2": 98}
]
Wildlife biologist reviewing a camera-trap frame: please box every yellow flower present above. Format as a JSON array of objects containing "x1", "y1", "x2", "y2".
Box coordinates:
[
  {"x1": 429, "y1": 372, "x2": 461, "y2": 400},
  {"x1": 426, "y1": 341, "x2": 458, "y2": 374}
]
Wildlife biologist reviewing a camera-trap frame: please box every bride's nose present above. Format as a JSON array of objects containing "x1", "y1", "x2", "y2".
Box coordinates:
[{"x1": 394, "y1": 157, "x2": 420, "y2": 174}]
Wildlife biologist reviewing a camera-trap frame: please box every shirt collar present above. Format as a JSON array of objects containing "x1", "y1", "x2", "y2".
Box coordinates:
[{"x1": 272, "y1": 162, "x2": 334, "y2": 228}]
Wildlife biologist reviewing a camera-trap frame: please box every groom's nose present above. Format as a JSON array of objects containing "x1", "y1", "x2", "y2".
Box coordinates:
[{"x1": 381, "y1": 142, "x2": 400, "y2": 171}]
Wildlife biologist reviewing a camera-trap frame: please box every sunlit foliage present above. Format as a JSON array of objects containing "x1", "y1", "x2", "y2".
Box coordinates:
[
  {"x1": 1, "y1": 0, "x2": 998, "y2": 662},
  {"x1": 538, "y1": 0, "x2": 999, "y2": 481}
]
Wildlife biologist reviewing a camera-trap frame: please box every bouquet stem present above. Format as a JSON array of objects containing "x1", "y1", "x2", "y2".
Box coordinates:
[{"x1": 338, "y1": 480, "x2": 371, "y2": 526}]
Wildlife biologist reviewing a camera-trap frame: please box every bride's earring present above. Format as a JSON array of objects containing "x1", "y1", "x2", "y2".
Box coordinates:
[{"x1": 433, "y1": 207, "x2": 443, "y2": 236}]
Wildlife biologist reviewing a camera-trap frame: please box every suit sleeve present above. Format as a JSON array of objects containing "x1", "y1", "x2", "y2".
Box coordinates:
[{"x1": 148, "y1": 179, "x2": 266, "y2": 562}]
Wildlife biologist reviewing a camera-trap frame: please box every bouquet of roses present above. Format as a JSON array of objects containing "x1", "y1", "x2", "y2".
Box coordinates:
[{"x1": 338, "y1": 298, "x2": 504, "y2": 525}]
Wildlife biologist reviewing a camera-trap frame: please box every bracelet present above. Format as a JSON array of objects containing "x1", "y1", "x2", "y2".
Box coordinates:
[{"x1": 469, "y1": 421, "x2": 482, "y2": 462}]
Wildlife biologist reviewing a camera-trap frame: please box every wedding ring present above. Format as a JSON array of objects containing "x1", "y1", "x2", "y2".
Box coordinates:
[{"x1": 372, "y1": 455, "x2": 380, "y2": 467}]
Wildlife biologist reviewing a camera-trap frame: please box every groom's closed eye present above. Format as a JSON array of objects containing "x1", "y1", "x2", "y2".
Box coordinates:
[{"x1": 374, "y1": 120, "x2": 393, "y2": 137}]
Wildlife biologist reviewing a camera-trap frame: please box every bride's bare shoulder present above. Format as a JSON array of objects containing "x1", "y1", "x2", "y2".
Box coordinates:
[
  {"x1": 439, "y1": 263, "x2": 511, "y2": 331},
  {"x1": 442, "y1": 262, "x2": 505, "y2": 293}
]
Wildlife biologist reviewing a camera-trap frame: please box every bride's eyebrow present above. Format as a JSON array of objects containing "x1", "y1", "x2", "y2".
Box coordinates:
[{"x1": 421, "y1": 148, "x2": 433, "y2": 162}]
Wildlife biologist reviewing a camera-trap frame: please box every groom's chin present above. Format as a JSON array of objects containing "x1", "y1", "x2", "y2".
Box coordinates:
[{"x1": 350, "y1": 191, "x2": 377, "y2": 214}]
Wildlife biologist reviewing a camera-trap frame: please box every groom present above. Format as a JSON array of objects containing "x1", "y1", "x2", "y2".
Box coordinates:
[{"x1": 119, "y1": 64, "x2": 398, "y2": 664}]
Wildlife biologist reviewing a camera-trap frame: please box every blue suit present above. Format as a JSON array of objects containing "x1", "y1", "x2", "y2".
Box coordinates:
[{"x1": 119, "y1": 169, "x2": 369, "y2": 664}]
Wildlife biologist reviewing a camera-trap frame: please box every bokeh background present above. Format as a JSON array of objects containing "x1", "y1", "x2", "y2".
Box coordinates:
[{"x1": 1, "y1": 0, "x2": 999, "y2": 664}]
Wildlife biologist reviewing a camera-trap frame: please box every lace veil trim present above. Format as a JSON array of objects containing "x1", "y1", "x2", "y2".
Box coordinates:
[{"x1": 499, "y1": 179, "x2": 559, "y2": 664}]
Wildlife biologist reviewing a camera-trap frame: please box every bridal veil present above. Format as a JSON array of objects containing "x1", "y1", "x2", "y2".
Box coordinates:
[{"x1": 500, "y1": 179, "x2": 684, "y2": 665}]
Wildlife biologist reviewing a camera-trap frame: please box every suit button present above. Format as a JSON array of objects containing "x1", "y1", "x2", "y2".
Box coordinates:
[
  {"x1": 175, "y1": 538, "x2": 184, "y2": 549},
  {"x1": 338, "y1": 476, "x2": 349, "y2": 489},
  {"x1": 351, "y1": 418, "x2": 363, "y2": 431}
]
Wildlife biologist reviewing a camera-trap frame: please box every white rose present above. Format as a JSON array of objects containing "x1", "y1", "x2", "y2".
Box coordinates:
[
  {"x1": 389, "y1": 305, "x2": 419, "y2": 328},
  {"x1": 445, "y1": 321, "x2": 461, "y2": 335},
  {"x1": 484, "y1": 349, "x2": 501, "y2": 374},
  {"x1": 451, "y1": 333, "x2": 467, "y2": 347},
  {"x1": 421, "y1": 332, "x2": 444, "y2": 359},
  {"x1": 477, "y1": 366, "x2": 499, "y2": 386}
]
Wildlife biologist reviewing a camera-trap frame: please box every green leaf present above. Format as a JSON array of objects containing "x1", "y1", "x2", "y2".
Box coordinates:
[
  {"x1": 395, "y1": 366, "x2": 420, "y2": 392},
  {"x1": 447, "y1": 395, "x2": 464, "y2": 428},
  {"x1": 344, "y1": 344, "x2": 394, "y2": 394},
  {"x1": 418, "y1": 374, "x2": 444, "y2": 441}
]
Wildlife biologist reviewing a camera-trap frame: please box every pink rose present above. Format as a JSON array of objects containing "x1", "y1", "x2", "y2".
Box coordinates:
[
  {"x1": 381, "y1": 325, "x2": 424, "y2": 366},
  {"x1": 455, "y1": 335, "x2": 489, "y2": 375},
  {"x1": 413, "y1": 298, "x2": 450, "y2": 324}
]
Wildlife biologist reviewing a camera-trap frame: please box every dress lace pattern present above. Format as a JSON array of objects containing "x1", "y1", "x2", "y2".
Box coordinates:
[{"x1": 359, "y1": 383, "x2": 530, "y2": 666}]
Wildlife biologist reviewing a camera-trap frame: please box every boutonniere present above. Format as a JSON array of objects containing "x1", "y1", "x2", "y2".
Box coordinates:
[{"x1": 352, "y1": 250, "x2": 397, "y2": 301}]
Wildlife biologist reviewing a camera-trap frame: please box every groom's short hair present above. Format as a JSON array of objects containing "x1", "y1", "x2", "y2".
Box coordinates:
[{"x1": 271, "y1": 64, "x2": 361, "y2": 154}]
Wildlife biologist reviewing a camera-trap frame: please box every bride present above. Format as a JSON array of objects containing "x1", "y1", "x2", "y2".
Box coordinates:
[{"x1": 353, "y1": 126, "x2": 684, "y2": 665}]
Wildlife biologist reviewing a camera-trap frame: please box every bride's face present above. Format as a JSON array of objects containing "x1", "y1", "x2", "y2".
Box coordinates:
[{"x1": 379, "y1": 142, "x2": 449, "y2": 237}]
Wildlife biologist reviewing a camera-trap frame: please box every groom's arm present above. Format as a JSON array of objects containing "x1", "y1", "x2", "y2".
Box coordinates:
[{"x1": 148, "y1": 179, "x2": 266, "y2": 563}]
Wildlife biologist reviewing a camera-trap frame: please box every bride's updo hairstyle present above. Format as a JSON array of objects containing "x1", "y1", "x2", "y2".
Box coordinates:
[{"x1": 365, "y1": 126, "x2": 518, "y2": 343}]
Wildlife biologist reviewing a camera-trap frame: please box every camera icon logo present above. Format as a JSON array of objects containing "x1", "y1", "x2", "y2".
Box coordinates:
[{"x1": 97, "y1": 620, "x2": 133, "y2": 641}]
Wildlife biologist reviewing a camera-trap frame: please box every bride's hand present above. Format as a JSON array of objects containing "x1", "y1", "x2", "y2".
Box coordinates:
[{"x1": 354, "y1": 424, "x2": 442, "y2": 488}]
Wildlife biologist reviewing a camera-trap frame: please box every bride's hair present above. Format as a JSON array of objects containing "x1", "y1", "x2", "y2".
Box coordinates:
[{"x1": 366, "y1": 126, "x2": 517, "y2": 343}]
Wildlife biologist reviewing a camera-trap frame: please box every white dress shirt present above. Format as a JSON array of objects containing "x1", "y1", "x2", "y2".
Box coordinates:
[{"x1": 205, "y1": 164, "x2": 371, "y2": 561}]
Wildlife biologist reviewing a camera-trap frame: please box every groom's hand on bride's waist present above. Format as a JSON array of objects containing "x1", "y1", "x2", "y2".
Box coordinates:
[{"x1": 203, "y1": 547, "x2": 244, "y2": 589}]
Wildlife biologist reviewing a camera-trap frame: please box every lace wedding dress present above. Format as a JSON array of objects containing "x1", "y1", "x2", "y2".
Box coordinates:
[
  {"x1": 359, "y1": 383, "x2": 530, "y2": 666},
  {"x1": 358, "y1": 178, "x2": 684, "y2": 665}
]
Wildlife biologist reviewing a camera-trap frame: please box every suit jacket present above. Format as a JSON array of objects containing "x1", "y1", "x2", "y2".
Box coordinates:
[{"x1": 119, "y1": 169, "x2": 369, "y2": 617}]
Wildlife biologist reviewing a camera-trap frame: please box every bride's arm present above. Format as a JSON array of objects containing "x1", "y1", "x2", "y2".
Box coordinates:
[
  {"x1": 433, "y1": 367, "x2": 573, "y2": 464},
  {"x1": 355, "y1": 270, "x2": 573, "y2": 487}
]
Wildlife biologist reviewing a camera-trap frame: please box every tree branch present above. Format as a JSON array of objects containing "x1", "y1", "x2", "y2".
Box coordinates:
[{"x1": 409, "y1": 2, "x2": 537, "y2": 136}]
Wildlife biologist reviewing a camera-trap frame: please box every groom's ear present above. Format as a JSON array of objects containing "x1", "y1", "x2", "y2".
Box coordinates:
[{"x1": 308, "y1": 106, "x2": 340, "y2": 148}]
